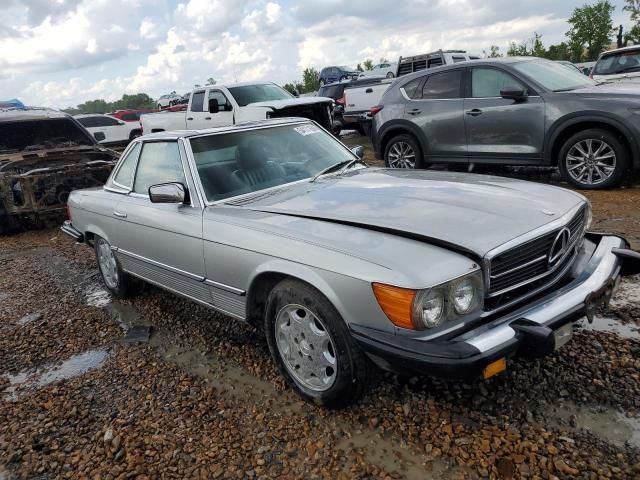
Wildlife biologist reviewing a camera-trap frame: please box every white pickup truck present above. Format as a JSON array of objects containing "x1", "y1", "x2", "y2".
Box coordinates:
[{"x1": 141, "y1": 82, "x2": 333, "y2": 133}]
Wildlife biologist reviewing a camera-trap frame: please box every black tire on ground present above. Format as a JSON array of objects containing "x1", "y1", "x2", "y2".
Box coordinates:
[
  {"x1": 384, "y1": 133, "x2": 424, "y2": 169},
  {"x1": 339, "y1": 76, "x2": 347, "y2": 82},
  {"x1": 558, "y1": 128, "x2": 628, "y2": 189},
  {"x1": 94, "y1": 235, "x2": 133, "y2": 298},
  {"x1": 129, "y1": 130, "x2": 142, "y2": 140},
  {"x1": 264, "y1": 279, "x2": 374, "y2": 408},
  {"x1": 157, "y1": 104, "x2": 162, "y2": 110},
  {"x1": 386, "y1": 72, "x2": 395, "y2": 78}
]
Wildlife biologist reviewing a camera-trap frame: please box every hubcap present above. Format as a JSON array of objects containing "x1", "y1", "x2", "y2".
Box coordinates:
[
  {"x1": 275, "y1": 304, "x2": 337, "y2": 391},
  {"x1": 566, "y1": 139, "x2": 616, "y2": 185},
  {"x1": 97, "y1": 239, "x2": 119, "y2": 290},
  {"x1": 388, "y1": 141, "x2": 416, "y2": 168}
]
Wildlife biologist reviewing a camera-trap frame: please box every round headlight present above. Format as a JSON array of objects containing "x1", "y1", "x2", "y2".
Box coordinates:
[
  {"x1": 451, "y1": 277, "x2": 477, "y2": 315},
  {"x1": 413, "y1": 289, "x2": 445, "y2": 329}
]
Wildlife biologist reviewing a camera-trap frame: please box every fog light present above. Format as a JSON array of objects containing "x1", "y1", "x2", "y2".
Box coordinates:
[{"x1": 482, "y1": 358, "x2": 506, "y2": 379}]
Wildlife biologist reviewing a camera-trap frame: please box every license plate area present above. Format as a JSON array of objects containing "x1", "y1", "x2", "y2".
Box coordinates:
[{"x1": 554, "y1": 323, "x2": 573, "y2": 351}]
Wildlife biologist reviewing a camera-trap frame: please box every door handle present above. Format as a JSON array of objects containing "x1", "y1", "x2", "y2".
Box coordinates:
[
  {"x1": 187, "y1": 117, "x2": 193, "y2": 120},
  {"x1": 407, "y1": 109, "x2": 421, "y2": 115},
  {"x1": 205, "y1": 117, "x2": 211, "y2": 120},
  {"x1": 466, "y1": 109, "x2": 483, "y2": 116},
  {"x1": 113, "y1": 211, "x2": 127, "y2": 218},
  {"x1": 365, "y1": 88, "x2": 373, "y2": 93}
]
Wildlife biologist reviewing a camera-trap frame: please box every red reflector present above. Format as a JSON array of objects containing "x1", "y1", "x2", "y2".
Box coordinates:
[
  {"x1": 370, "y1": 105, "x2": 383, "y2": 116},
  {"x1": 336, "y1": 96, "x2": 345, "y2": 106}
]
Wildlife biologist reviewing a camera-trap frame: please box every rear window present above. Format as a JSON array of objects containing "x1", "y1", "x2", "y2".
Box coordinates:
[
  {"x1": 594, "y1": 49, "x2": 640, "y2": 75},
  {"x1": 0, "y1": 118, "x2": 93, "y2": 152},
  {"x1": 318, "y1": 84, "x2": 345, "y2": 99}
]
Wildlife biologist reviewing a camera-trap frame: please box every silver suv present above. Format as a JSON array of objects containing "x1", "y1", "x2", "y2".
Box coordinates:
[{"x1": 371, "y1": 57, "x2": 640, "y2": 189}]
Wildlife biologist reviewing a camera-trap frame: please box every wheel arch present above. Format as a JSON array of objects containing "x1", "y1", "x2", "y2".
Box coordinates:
[
  {"x1": 378, "y1": 120, "x2": 428, "y2": 160},
  {"x1": 83, "y1": 225, "x2": 112, "y2": 248},
  {"x1": 546, "y1": 114, "x2": 639, "y2": 168},
  {"x1": 244, "y1": 261, "x2": 350, "y2": 329}
]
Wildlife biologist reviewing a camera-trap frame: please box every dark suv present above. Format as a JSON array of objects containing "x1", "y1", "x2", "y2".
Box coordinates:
[
  {"x1": 319, "y1": 66, "x2": 359, "y2": 87},
  {"x1": 371, "y1": 57, "x2": 640, "y2": 189}
]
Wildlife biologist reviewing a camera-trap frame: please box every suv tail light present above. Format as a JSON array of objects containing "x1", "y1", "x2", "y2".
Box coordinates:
[
  {"x1": 370, "y1": 105, "x2": 383, "y2": 116},
  {"x1": 336, "y1": 95, "x2": 346, "y2": 106}
]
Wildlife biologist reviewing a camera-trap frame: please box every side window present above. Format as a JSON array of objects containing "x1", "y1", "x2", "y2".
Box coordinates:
[
  {"x1": 76, "y1": 117, "x2": 93, "y2": 127},
  {"x1": 94, "y1": 116, "x2": 120, "y2": 127},
  {"x1": 422, "y1": 70, "x2": 462, "y2": 99},
  {"x1": 471, "y1": 68, "x2": 525, "y2": 98},
  {"x1": 402, "y1": 77, "x2": 425, "y2": 99},
  {"x1": 190, "y1": 91, "x2": 205, "y2": 112},
  {"x1": 133, "y1": 142, "x2": 186, "y2": 194},
  {"x1": 122, "y1": 113, "x2": 137, "y2": 121},
  {"x1": 113, "y1": 143, "x2": 141, "y2": 188},
  {"x1": 208, "y1": 90, "x2": 230, "y2": 110}
]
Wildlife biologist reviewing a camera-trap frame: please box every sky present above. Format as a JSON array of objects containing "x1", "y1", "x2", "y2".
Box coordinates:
[{"x1": 0, "y1": 0, "x2": 632, "y2": 108}]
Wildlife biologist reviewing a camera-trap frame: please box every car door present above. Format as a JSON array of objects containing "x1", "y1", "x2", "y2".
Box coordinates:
[
  {"x1": 402, "y1": 69, "x2": 467, "y2": 162},
  {"x1": 463, "y1": 66, "x2": 545, "y2": 163},
  {"x1": 99, "y1": 116, "x2": 130, "y2": 142},
  {"x1": 203, "y1": 89, "x2": 234, "y2": 127},
  {"x1": 113, "y1": 140, "x2": 209, "y2": 303},
  {"x1": 186, "y1": 90, "x2": 211, "y2": 129}
]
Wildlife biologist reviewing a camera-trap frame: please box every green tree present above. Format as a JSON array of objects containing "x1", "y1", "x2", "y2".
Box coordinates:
[
  {"x1": 206, "y1": 77, "x2": 217, "y2": 85},
  {"x1": 488, "y1": 45, "x2": 502, "y2": 58},
  {"x1": 623, "y1": 1, "x2": 640, "y2": 43},
  {"x1": 362, "y1": 59, "x2": 374, "y2": 70},
  {"x1": 507, "y1": 41, "x2": 530, "y2": 56},
  {"x1": 566, "y1": 0, "x2": 615, "y2": 61},
  {"x1": 531, "y1": 32, "x2": 546, "y2": 57},
  {"x1": 63, "y1": 93, "x2": 156, "y2": 115},
  {"x1": 544, "y1": 42, "x2": 571, "y2": 60},
  {"x1": 356, "y1": 63, "x2": 363, "y2": 72},
  {"x1": 282, "y1": 83, "x2": 298, "y2": 95},
  {"x1": 301, "y1": 67, "x2": 320, "y2": 93}
]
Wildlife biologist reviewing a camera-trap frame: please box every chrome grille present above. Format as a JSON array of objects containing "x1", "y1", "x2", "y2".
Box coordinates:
[{"x1": 487, "y1": 205, "x2": 586, "y2": 297}]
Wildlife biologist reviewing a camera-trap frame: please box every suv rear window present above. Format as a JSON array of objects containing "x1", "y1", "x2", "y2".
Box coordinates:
[{"x1": 593, "y1": 49, "x2": 640, "y2": 75}]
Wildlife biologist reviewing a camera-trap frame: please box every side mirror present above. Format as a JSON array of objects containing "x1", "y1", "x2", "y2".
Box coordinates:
[
  {"x1": 118, "y1": 121, "x2": 126, "y2": 125},
  {"x1": 351, "y1": 145, "x2": 365, "y2": 159},
  {"x1": 94, "y1": 132, "x2": 106, "y2": 141},
  {"x1": 500, "y1": 86, "x2": 527, "y2": 100},
  {"x1": 149, "y1": 182, "x2": 187, "y2": 204},
  {"x1": 293, "y1": 90, "x2": 300, "y2": 97},
  {"x1": 208, "y1": 98, "x2": 220, "y2": 114},
  {"x1": 224, "y1": 103, "x2": 233, "y2": 112}
]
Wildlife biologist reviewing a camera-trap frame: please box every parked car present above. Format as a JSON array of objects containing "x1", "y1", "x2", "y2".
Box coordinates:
[
  {"x1": 592, "y1": 45, "x2": 640, "y2": 85},
  {"x1": 0, "y1": 108, "x2": 117, "y2": 234},
  {"x1": 157, "y1": 93, "x2": 181, "y2": 109},
  {"x1": 371, "y1": 57, "x2": 640, "y2": 189},
  {"x1": 396, "y1": 50, "x2": 481, "y2": 77},
  {"x1": 359, "y1": 62, "x2": 398, "y2": 79},
  {"x1": 319, "y1": 66, "x2": 360, "y2": 87},
  {"x1": 109, "y1": 109, "x2": 155, "y2": 122},
  {"x1": 61, "y1": 118, "x2": 639, "y2": 407},
  {"x1": 74, "y1": 114, "x2": 136, "y2": 145},
  {"x1": 318, "y1": 78, "x2": 391, "y2": 135},
  {"x1": 140, "y1": 82, "x2": 333, "y2": 133}
]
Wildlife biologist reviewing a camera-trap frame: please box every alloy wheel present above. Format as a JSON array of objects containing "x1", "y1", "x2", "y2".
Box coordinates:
[
  {"x1": 97, "y1": 238, "x2": 119, "y2": 290},
  {"x1": 388, "y1": 141, "x2": 416, "y2": 168},
  {"x1": 275, "y1": 304, "x2": 337, "y2": 391},
  {"x1": 565, "y1": 138, "x2": 617, "y2": 186}
]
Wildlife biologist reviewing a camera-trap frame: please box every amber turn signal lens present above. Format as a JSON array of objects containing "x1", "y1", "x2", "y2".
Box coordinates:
[
  {"x1": 482, "y1": 358, "x2": 507, "y2": 379},
  {"x1": 372, "y1": 283, "x2": 416, "y2": 330}
]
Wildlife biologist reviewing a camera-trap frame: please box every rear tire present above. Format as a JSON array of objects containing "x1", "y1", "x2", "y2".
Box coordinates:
[
  {"x1": 384, "y1": 133, "x2": 423, "y2": 169},
  {"x1": 264, "y1": 279, "x2": 374, "y2": 408},
  {"x1": 558, "y1": 128, "x2": 628, "y2": 189},
  {"x1": 94, "y1": 236, "x2": 132, "y2": 298},
  {"x1": 386, "y1": 72, "x2": 395, "y2": 78}
]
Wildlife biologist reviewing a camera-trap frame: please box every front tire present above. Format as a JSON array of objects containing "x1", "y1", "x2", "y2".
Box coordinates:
[
  {"x1": 386, "y1": 72, "x2": 395, "y2": 78},
  {"x1": 384, "y1": 133, "x2": 423, "y2": 169},
  {"x1": 264, "y1": 279, "x2": 373, "y2": 408},
  {"x1": 94, "y1": 236, "x2": 132, "y2": 298},
  {"x1": 558, "y1": 128, "x2": 628, "y2": 189}
]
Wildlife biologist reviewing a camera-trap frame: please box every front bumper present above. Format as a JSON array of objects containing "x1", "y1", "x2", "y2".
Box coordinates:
[{"x1": 352, "y1": 234, "x2": 639, "y2": 379}]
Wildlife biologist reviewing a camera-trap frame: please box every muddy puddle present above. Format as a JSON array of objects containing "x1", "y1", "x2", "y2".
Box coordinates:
[
  {"x1": 336, "y1": 430, "x2": 471, "y2": 479},
  {"x1": 2, "y1": 349, "x2": 108, "y2": 401},
  {"x1": 546, "y1": 402, "x2": 640, "y2": 448}
]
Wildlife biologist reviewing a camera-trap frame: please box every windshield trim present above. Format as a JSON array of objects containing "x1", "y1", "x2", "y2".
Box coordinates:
[{"x1": 184, "y1": 120, "x2": 360, "y2": 207}]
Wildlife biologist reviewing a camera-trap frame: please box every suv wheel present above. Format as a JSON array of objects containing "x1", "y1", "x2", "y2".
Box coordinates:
[
  {"x1": 264, "y1": 279, "x2": 373, "y2": 408},
  {"x1": 386, "y1": 72, "x2": 394, "y2": 78},
  {"x1": 558, "y1": 128, "x2": 628, "y2": 189},
  {"x1": 384, "y1": 134, "x2": 423, "y2": 169}
]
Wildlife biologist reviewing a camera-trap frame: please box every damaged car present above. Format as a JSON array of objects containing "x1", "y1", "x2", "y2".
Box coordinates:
[
  {"x1": 0, "y1": 108, "x2": 118, "y2": 234},
  {"x1": 62, "y1": 118, "x2": 640, "y2": 408}
]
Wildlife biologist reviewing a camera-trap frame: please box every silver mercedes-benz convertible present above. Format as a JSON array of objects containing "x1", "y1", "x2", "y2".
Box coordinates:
[{"x1": 62, "y1": 118, "x2": 640, "y2": 408}]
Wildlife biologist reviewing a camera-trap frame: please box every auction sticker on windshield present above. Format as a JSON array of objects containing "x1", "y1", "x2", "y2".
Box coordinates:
[{"x1": 294, "y1": 124, "x2": 321, "y2": 136}]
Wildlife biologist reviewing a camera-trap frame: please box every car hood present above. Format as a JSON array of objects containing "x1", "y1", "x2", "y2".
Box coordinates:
[
  {"x1": 247, "y1": 97, "x2": 334, "y2": 109},
  {"x1": 231, "y1": 169, "x2": 584, "y2": 257},
  {"x1": 568, "y1": 82, "x2": 640, "y2": 96}
]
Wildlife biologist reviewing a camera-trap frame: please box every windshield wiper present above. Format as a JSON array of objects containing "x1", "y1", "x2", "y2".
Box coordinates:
[
  {"x1": 553, "y1": 87, "x2": 579, "y2": 92},
  {"x1": 309, "y1": 159, "x2": 354, "y2": 183}
]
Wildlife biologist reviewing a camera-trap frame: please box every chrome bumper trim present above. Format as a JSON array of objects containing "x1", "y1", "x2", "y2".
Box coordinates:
[
  {"x1": 465, "y1": 235, "x2": 625, "y2": 353},
  {"x1": 60, "y1": 221, "x2": 83, "y2": 242}
]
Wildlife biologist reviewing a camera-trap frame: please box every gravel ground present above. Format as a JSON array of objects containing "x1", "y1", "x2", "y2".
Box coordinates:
[{"x1": 1, "y1": 161, "x2": 640, "y2": 479}]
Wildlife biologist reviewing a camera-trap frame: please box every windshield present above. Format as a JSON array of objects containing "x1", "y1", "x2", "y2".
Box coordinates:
[
  {"x1": 593, "y1": 49, "x2": 640, "y2": 75},
  {"x1": 0, "y1": 118, "x2": 94, "y2": 152},
  {"x1": 512, "y1": 59, "x2": 596, "y2": 91},
  {"x1": 189, "y1": 123, "x2": 356, "y2": 201},
  {"x1": 227, "y1": 84, "x2": 293, "y2": 107}
]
